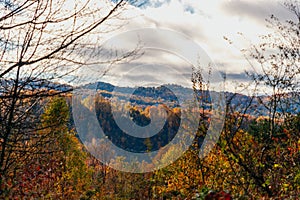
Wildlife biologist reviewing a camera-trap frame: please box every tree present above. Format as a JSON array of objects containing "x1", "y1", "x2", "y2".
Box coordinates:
[
  {"x1": 220, "y1": 1, "x2": 300, "y2": 198},
  {"x1": 0, "y1": 0, "x2": 141, "y2": 195},
  {"x1": 245, "y1": 0, "x2": 300, "y2": 137}
]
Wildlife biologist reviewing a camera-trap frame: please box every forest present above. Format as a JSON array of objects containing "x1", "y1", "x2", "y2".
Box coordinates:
[{"x1": 0, "y1": 0, "x2": 299, "y2": 199}]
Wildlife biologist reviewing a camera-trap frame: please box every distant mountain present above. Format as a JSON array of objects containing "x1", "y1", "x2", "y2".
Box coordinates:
[
  {"x1": 73, "y1": 81, "x2": 299, "y2": 152},
  {"x1": 83, "y1": 81, "x2": 299, "y2": 117},
  {"x1": 0, "y1": 78, "x2": 72, "y2": 93}
]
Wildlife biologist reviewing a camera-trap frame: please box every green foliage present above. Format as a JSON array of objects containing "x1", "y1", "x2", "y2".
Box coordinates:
[{"x1": 41, "y1": 97, "x2": 70, "y2": 129}]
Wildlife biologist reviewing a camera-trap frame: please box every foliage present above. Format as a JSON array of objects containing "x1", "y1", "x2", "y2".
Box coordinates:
[
  {"x1": 0, "y1": 0, "x2": 137, "y2": 196},
  {"x1": 0, "y1": 1, "x2": 299, "y2": 199}
]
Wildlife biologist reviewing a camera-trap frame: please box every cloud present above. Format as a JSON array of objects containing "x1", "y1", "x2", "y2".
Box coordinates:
[
  {"x1": 220, "y1": 0, "x2": 295, "y2": 24},
  {"x1": 85, "y1": 0, "x2": 296, "y2": 94},
  {"x1": 223, "y1": 72, "x2": 251, "y2": 81}
]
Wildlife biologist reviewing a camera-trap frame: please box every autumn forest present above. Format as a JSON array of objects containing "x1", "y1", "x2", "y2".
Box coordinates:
[{"x1": 0, "y1": 0, "x2": 299, "y2": 199}]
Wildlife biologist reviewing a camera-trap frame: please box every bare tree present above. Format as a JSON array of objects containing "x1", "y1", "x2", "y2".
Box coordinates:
[
  {"x1": 245, "y1": 0, "x2": 300, "y2": 137},
  {"x1": 220, "y1": 1, "x2": 300, "y2": 197},
  {"x1": 0, "y1": 0, "x2": 141, "y2": 196}
]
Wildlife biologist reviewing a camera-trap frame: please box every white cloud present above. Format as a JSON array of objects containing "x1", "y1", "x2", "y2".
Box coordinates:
[{"x1": 88, "y1": 0, "x2": 294, "y2": 93}]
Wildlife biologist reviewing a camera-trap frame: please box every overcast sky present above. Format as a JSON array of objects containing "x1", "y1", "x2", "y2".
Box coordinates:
[{"x1": 79, "y1": 0, "x2": 295, "y2": 94}]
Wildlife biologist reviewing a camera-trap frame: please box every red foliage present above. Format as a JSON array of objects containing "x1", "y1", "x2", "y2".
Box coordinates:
[{"x1": 205, "y1": 191, "x2": 232, "y2": 200}]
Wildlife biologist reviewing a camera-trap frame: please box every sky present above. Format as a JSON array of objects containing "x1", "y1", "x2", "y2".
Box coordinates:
[{"x1": 77, "y1": 0, "x2": 295, "y2": 94}]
